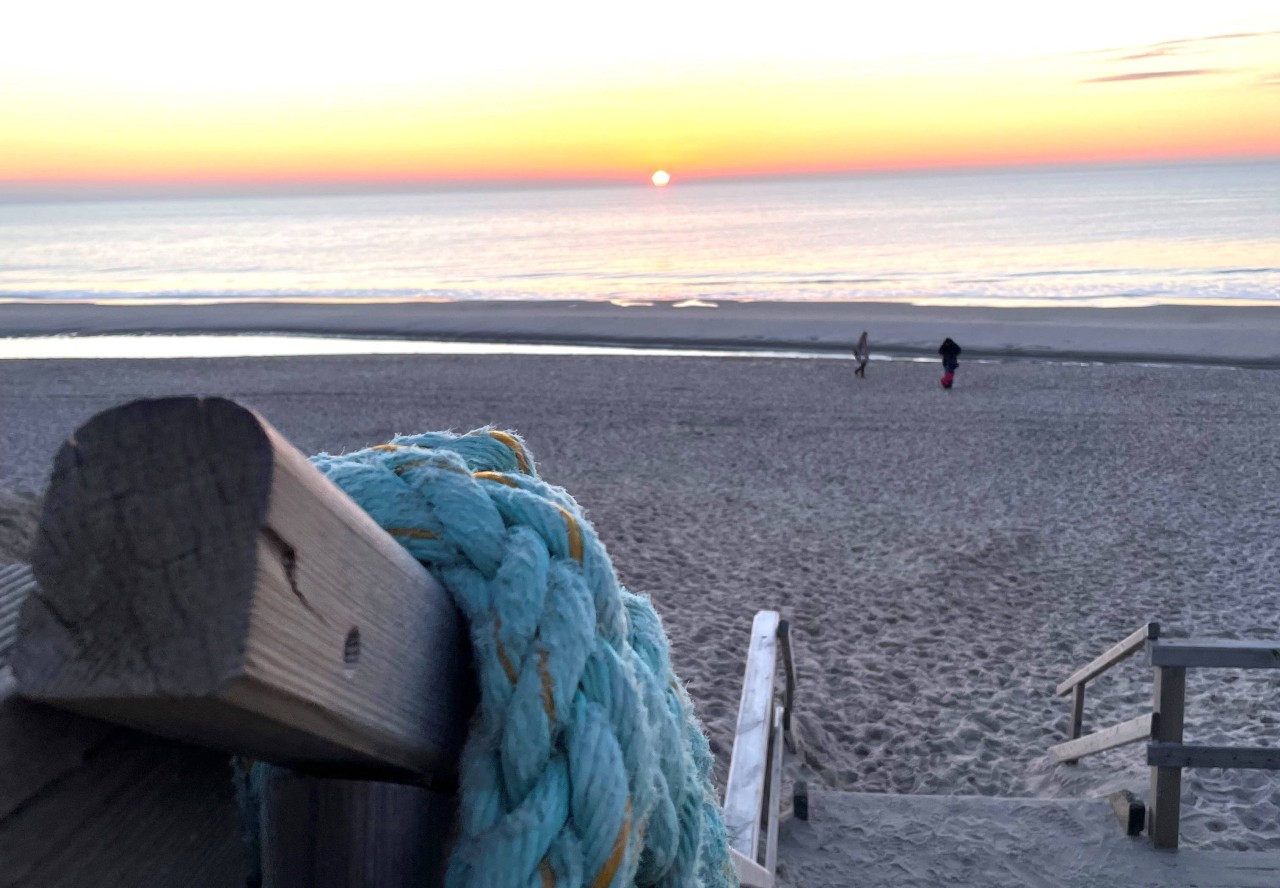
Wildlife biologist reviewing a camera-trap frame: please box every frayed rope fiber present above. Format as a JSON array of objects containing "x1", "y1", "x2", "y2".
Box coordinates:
[{"x1": 242, "y1": 428, "x2": 738, "y2": 888}]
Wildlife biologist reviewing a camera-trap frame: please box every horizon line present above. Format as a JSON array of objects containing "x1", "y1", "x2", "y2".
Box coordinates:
[{"x1": 3, "y1": 154, "x2": 1278, "y2": 205}]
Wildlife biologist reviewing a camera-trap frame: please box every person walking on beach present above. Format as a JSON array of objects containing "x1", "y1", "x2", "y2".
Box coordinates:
[
  {"x1": 938, "y1": 337, "x2": 961, "y2": 389},
  {"x1": 852, "y1": 330, "x2": 869, "y2": 378}
]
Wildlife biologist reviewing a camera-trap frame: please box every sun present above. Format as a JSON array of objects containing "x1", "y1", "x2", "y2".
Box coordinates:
[{"x1": 651, "y1": 170, "x2": 671, "y2": 187}]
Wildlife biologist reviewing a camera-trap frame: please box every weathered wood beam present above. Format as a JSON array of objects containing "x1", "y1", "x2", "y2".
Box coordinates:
[
  {"x1": 1150, "y1": 639, "x2": 1280, "y2": 669},
  {"x1": 1149, "y1": 665, "x2": 1186, "y2": 850},
  {"x1": 1148, "y1": 743, "x2": 1280, "y2": 770},
  {"x1": 1048, "y1": 712, "x2": 1154, "y2": 764},
  {"x1": 13, "y1": 396, "x2": 474, "y2": 784},
  {"x1": 1056, "y1": 622, "x2": 1158, "y2": 696},
  {"x1": 723, "y1": 610, "x2": 780, "y2": 862}
]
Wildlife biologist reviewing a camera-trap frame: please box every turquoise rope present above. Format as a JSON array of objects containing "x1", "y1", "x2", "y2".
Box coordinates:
[{"x1": 247, "y1": 428, "x2": 736, "y2": 887}]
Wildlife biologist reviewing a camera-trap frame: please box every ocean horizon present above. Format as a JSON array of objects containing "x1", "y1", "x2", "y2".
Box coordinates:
[{"x1": 2, "y1": 160, "x2": 1277, "y2": 309}]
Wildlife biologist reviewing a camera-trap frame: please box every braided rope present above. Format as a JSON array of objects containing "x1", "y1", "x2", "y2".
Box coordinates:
[{"x1": 306, "y1": 428, "x2": 737, "y2": 888}]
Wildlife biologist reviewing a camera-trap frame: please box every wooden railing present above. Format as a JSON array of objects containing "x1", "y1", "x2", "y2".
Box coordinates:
[
  {"x1": 6, "y1": 396, "x2": 793, "y2": 885},
  {"x1": 1051, "y1": 622, "x2": 1159, "y2": 765},
  {"x1": 722, "y1": 611, "x2": 799, "y2": 888},
  {"x1": 1051, "y1": 621, "x2": 1280, "y2": 849}
]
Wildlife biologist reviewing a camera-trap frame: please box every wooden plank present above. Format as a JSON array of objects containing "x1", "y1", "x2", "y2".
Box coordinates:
[
  {"x1": 1150, "y1": 639, "x2": 1280, "y2": 669},
  {"x1": 764, "y1": 704, "x2": 784, "y2": 876},
  {"x1": 723, "y1": 609, "x2": 780, "y2": 861},
  {"x1": 0, "y1": 666, "x2": 116, "y2": 820},
  {"x1": 263, "y1": 774, "x2": 455, "y2": 887},
  {"x1": 1049, "y1": 712, "x2": 1154, "y2": 763},
  {"x1": 1149, "y1": 665, "x2": 1186, "y2": 850},
  {"x1": 13, "y1": 396, "x2": 474, "y2": 784},
  {"x1": 730, "y1": 849, "x2": 775, "y2": 888},
  {"x1": 1056, "y1": 622, "x2": 1158, "y2": 696},
  {"x1": 1106, "y1": 789, "x2": 1146, "y2": 836},
  {"x1": 777, "y1": 618, "x2": 799, "y2": 754},
  {"x1": 0, "y1": 728, "x2": 243, "y2": 887},
  {"x1": 1148, "y1": 744, "x2": 1280, "y2": 770}
]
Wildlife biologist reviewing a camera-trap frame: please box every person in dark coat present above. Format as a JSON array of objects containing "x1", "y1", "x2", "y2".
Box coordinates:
[
  {"x1": 852, "y1": 330, "x2": 869, "y2": 378},
  {"x1": 938, "y1": 337, "x2": 961, "y2": 389}
]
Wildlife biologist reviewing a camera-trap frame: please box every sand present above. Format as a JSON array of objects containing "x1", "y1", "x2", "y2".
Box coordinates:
[
  {"x1": 779, "y1": 793, "x2": 1280, "y2": 887},
  {"x1": 3, "y1": 350, "x2": 1279, "y2": 863},
  {"x1": 2, "y1": 299, "x2": 1280, "y2": 365}
]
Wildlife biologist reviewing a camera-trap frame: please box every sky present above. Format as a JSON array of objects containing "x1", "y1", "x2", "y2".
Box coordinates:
[{"x1": 1, "y1": 0, "x2": 1278, "y2": 196}]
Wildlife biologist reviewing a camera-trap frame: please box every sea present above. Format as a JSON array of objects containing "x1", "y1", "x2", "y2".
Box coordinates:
[{"x1": 1, "y1": 161, "x2": 1277, "y2": 307}]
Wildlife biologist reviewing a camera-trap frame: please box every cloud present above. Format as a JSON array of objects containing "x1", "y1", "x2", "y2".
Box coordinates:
[
  {"x1": 1081, "y1": 69, "x2": 1226, "y2": 84},
  {"x1": 1084, "y1": 30, "x2": 1280, "y2": 63}
]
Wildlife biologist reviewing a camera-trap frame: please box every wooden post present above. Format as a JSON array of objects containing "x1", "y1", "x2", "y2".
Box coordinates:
[
  {"x1": 1148, "y1": 665, "x2": 1186, "y2": 849},
  {"x1": 776, "y1": 618, "x2": 799, "y2": 754},
  {"x1": 1063, "y1": 681, "x2": 1086, "y2": 764},
  {"x1": 263, "y1": 774, "x2": 456, "y2": 887},
  {"x1": 13, "y1": 396, "x2": 475, "y2": 785}
]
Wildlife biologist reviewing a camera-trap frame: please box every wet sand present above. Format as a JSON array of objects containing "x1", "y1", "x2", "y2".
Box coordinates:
[{"x1": 3, "y1": 299, "x2": 1280, "y2": 365}]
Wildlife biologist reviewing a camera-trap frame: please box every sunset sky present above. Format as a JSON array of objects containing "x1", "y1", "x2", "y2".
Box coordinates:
[{"x1": 2, "y1": 0, "x2": 1278, "y2": 196}]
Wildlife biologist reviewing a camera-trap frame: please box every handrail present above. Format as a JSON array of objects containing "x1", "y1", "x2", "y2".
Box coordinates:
[
  {"x1": 1049, "y1": 712, "x2": 1153, "y2": 763},
  {"x1": 777, "y1": 619, "x2": 798, "y2": 752},
  {"x1": 1051, "y1": 621, "x2": 1280, "y2": 850},
  {"x1": 723, "y1": 611, "x2": 795, "y2": 888},
  {"x1": 1056, "y1": 622, "x2": 1158, "y2": 696},
  {"x1": 1150, "y1": 639, "x2": 1280, "y2": 669},
  {"x1": 1054, "y1": 622, "x2": 1158, "y2": 765}
]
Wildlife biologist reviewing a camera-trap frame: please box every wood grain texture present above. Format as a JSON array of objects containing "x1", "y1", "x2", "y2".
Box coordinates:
[
  {"x1": 263, "y1": 774, "x2": 456, "y2": 888},
  {"x1": 723, "y1": 610, "x2": 780, "y2": 862},
  {"x1": 14, "y1": 396, "x2": 474, "y2": 783},
  {"x1": 0, "y1": 722, "x2": 243, "y2": 888}
]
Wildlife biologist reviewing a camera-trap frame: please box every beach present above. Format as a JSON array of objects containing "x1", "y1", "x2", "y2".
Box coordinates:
[
  {"x1": 3, "y1": 299, "x2": 1280, "y2": 365},
  {"x1": 3, "y1": 344, "x2": 1279, "y2": 864}
]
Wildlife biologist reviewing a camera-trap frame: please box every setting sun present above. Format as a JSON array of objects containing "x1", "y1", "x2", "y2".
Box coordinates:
[{"x1": 651, "y1": 170, "x2": 671, "y2": 187}]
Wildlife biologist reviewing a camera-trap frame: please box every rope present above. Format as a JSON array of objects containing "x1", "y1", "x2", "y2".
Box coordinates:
[{"x1": 243, "y1": 428, "x2": 737, "y2": 888}]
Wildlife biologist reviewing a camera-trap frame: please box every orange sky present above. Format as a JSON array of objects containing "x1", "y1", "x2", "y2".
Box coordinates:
[{"x1": 2, "y1": 2, "x2": 1278, "y2": 195}]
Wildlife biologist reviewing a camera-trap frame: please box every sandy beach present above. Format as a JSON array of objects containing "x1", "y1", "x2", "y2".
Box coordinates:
[
  {"x1": 3, "y1": 299, "x2": 1280, "y2": 366},
  {"x1": 3, "y1": 346, "x2": 1279, "y2": 867}
]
